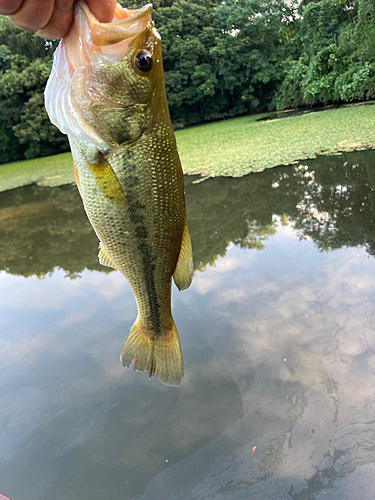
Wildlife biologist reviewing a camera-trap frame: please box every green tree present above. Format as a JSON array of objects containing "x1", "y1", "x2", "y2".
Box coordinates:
[
  {"x1": 275, "y1": 0, "x2": 375, "y2": 109},
  {"x1": 1, "y1": 0, "x2": 375, "y2": 163},
  {"x1": 0, "y1": 18, "x2": 69, "y2": 163},
  {"x1": 125, "y1": 0, "x2": 217, "y2": 125},
  {"x1": 206, "y1": 0, "x2": 297, "y2": 117},
  {"x1": 154, "y1": 0, "x2": 216, "y2": 124},
  {"x1": 127, "y1": 0, "x2": 297, "y2": 122},
  {"x1": 356, "y1": 0, "x2": 375, "y2": 62}
]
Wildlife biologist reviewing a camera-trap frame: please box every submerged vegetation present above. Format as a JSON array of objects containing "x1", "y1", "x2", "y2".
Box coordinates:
[{"x1": 0, "y1": 0, "x2": 374, "y2": 164}]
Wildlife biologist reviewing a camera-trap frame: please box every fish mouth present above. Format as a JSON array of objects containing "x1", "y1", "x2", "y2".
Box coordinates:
[
  {"x1": 79, "y1": 1, "x2": 153, "y2": 47},
  {"x1": 64, "y1": 1, "x2": 154, "y2": 73}
]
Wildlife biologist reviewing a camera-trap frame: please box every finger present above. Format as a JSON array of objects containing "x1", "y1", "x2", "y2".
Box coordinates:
[
  {"x1": 0, "y1": 0, "x2": 23, "y2": 15},
  {"x1": 37, "y1": 0, "x2": 75, "y2": 39},
  {"x1": 37, "y1": 9, "x2": 74, "y2": 40},
  {"x1": 86, "y1": 0, "x2": 116, "y2": 23},
  {"x1": 55, "y1": 0, "x2": 75, "y2": 11},
  {"x1": 9, "y1": 0, "x2": 54, "y2": 33}
]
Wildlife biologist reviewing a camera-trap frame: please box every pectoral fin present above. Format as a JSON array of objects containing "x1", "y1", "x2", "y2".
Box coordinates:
[
  {"x1": 173, "y1": 222, "x2": 193, "y2": 291},
  {"x1": 98, "y1": 243, "x2": 117, "y2": 269},
  {"x1": 86, "y1": 151, "x2": 128, "y2": 211}
]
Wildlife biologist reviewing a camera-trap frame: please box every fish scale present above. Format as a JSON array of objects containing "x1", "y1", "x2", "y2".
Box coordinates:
[{"x1": 45, "y1": 1, "x2": 193, "y2": 386}]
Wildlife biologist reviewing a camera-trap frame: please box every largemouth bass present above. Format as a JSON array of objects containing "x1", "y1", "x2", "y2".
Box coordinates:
[{"x1": 44, "y1": 1, "x2": 193, "y2": 386}]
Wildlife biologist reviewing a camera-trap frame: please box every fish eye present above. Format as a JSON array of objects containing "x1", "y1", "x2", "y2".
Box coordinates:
[{"x1": 134, "y1": 50, "x2": 153, "y2": 73}]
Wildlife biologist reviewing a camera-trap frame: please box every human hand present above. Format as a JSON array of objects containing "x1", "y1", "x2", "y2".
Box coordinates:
[{"x1": 0, "y1": 0, "x2": 117, "y2": 39}]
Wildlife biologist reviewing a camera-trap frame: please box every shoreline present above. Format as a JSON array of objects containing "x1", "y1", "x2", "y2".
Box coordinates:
[{"x1": 0, "y1": 102, "x2": 374, "y2": 192}]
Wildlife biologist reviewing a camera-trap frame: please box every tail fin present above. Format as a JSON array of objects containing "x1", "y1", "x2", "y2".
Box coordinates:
[{"x1": 120, "y1": 319, "x2": 184, "y2": 386}]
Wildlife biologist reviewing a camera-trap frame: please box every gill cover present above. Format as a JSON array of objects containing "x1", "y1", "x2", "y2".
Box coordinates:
[{"x1": 44, "y1": 1, "x2": 156, "y2": 149}]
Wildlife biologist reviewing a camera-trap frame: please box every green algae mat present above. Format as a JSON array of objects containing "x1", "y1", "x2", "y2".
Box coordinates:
[
  {"x1": 177, "y1": 103, "x2": 375, "y2": 178},
  {"x1": 0, "y1": 152, "x2": 74, "y2": 193},
  {"x1": 1, "y1": 103, "x2": 375, "y2": 192}
]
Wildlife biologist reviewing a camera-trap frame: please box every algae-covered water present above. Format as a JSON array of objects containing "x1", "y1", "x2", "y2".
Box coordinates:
[
  {"x1": 1, "y1": 103, "x2": 375, "y2": 192},
  {"x1": 1, "y1": 150, "x2": 375, "y2": 499}
]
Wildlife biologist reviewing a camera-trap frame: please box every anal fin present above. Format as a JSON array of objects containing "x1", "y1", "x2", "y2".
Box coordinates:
[
  {"x1": 173, "y1": 221, "x2": 193, "y2": 291},
  {"x1": 98, "y1": 242, "x2": 117, "y2": 269}
]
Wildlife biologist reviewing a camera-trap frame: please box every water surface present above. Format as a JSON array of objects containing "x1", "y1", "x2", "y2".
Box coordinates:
[{"x1": 1, "y1": 150, "x2": 375, "y2": 499}]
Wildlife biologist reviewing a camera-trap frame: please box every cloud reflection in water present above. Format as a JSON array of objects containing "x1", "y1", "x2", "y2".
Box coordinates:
[{"x1": 1, "y1": 150, "x2": 375, "y2": 499}]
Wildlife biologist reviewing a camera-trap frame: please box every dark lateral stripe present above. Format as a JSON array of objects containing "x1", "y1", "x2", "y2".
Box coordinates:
[
  {"x1": 126, "y1": 167, "x2": 161, "y2": 334},
  {"x1": 137, "y1": 240, "x2": 161, "y2": 333}
]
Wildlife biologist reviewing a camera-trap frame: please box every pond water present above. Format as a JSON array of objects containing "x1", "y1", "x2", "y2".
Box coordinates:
[{"x1": 1, "y1": 150, "x2": 375, "y2": 500}]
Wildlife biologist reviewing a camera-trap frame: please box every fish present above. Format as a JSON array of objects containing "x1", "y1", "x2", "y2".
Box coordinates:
[{"x1": 44, "y1": 1, "x2": 193, "y2": 386}]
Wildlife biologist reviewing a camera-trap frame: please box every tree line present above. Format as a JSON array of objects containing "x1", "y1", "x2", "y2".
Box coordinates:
[{"x1": 0, "y1": 0, "x2": 374, "y2": 164}]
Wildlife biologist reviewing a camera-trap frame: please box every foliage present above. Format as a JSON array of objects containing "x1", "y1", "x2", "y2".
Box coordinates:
[
  {"x1": 275, "y1": 0, "x2": 375, "y2": 109},
  {"x1": 125, "y1": 0, "x2": 296, "y2": 124},
  {"x1": 207, "y1": 0, "x2": 297, "y2": 120},
  {"x1": 0, "y1": 18, "x2": 68, "y2": 163},
  {"x1": 355, "y1": 0, "x2": 375, "y2": 62},
  {"x1": 0, "y1": 0, "x2": 375, "y2": 162}
]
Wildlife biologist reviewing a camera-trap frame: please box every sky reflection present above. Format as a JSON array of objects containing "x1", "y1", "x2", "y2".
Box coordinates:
[{"x1": 1, "y1": 151, "x2": 375, "y2": 499}]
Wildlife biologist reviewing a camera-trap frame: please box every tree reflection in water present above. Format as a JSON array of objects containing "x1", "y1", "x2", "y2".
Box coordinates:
[{"x1": 1, "y1": 149, "x2": 375, "y2": 277}]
